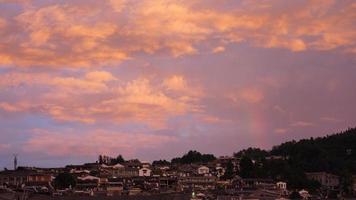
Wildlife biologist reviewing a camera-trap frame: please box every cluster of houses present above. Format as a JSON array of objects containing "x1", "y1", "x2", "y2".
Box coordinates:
[{"x1": 0, "y1": 156, "x2": 355, "y2": 199}]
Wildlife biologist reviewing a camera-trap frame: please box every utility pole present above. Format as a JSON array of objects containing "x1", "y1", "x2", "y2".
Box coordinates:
[{"x1": 13, "y1": 154, "x2": 18, "y2": 170}]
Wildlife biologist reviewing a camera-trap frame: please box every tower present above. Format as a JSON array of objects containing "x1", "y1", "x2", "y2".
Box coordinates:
[{"x1": 13, "y1": 154, "x2": 18, "y2": 170}]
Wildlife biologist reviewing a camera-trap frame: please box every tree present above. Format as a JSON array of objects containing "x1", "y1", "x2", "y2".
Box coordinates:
[
  {"x1": 234, "y1": 148, "x2": 268, "y2": 161},
  {"x1": 171, "y1": 150, "x2": 216, "y2": 164},
  {"x1": 116, "y1": 155, "x2": 125, "y2": 163},
  {"x1": 289, "y1": 191, "x2": 302, "y2": 199},
  {"x1": 239, "y1": 156, "x2": 255, "y2": 178},
  {"x1": 98, "y1": 155, "x2": 103, "y2": 164},
  {"x1": 222, "y1": 160, "x2": 234, "y2": 180},
  {"x1": 111, "y1": 155, "x2": 125, "y2": 164},
  {"x1": 152, "y1": 160, "x2": 170, "y2": 166},
  {"x1": 54, "y1": 173, "x2": 76, "y2": 189}
]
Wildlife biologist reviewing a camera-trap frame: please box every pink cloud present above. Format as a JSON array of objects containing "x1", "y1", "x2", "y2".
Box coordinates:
[
  {"x1": 0, "y1": 144, "x2": 10, "y2": 151},
  {"x1": 291, "y1": 121, "x2": 315, "y2": 127},
  {"x1": 23, "y1": 129, "x2": 177, "y2": 157},
  {"x1": 228, "y1": 87, "x2": 265, "y2": 105},
  {"x1": 0, "y1": 71, "x2": 203, "y2": 128}
]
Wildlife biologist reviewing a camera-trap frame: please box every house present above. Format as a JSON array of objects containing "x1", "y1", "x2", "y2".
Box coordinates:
[
  {"x1": 141, "y1": 161, "x2": 151, "y2": 169},
  {"x1": 299, "y1": 189, "x2": 311, "y2": 199},
  {"x1": 197, "y1": 166, "x2": 209, "y2": 175},
  {"x1": 177, "y1": 165, "x2": 196, "y2": 177},
  {"x1": 159, "y1": 177, "x2": 178, "y2": 190},
  {"x1": 242, "y1": 178, "x2": 275, "y2": 189},
  {"x1": 139, "y1": 167, "x2": 152, "y2": 177},
  {"x1": 124, "y1": 159, "x2": 141, "y2": 169},
  {"x1": 276, "y1": 181, "x2": 287, "y2": 190},
  {"x1": 306, "y1": 172, "x2": 339, "y2": 190},
  {"x1": 0, "y1": 169, "x2": 52, "y2": 187},
  {"x1": 77, "y1": 175, "x2": 100, "y2": 181},
  {"x1": 76, "y1": 176, "x2": 100, "y2": 190},
  {"x1": 112, "y1": 163, "x2": 124, "y2": 169},
  {"x1": 179, "y1": 176, "x2": 217, "y2": 190},
  {"x1": 151, "y1": 168, "x2": 164, "y2": 177},
  {"x1": 216, "y1": 156, "x2": 240, "y2": 171},
  {"x1": 113, "y1": 167, "x2": 139, "y2": 178},
  {"x1": 66, "y1": 163, "x2": 99, "y2": 172},
  {"x1": 105, "y1": 177, "x2": 123, "y2": 195},
  {"x1": 215, "y1": 166, "x2": 225, "y2": 178}
]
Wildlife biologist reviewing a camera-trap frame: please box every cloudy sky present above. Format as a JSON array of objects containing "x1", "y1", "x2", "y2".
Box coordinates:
[{"x1": 0, "y1": 0, "x2": 355, "y2": 168}]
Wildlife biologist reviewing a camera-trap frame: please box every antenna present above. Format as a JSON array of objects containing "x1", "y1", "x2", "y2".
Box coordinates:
[{"x1": 13, "y1": 154, "x2": 18, "y2": 170}]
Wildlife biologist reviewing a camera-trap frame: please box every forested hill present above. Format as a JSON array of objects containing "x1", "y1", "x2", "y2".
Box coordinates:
[
  {"x1": 270, "y1": 127, "x2": 356, "y2": 175},
  {"x1": 232, "y1": 128, "x2": 356, "y2": 190}
]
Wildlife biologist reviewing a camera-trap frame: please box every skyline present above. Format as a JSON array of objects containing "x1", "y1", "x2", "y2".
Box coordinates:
[{"x1": 0, "y1": 0, "x2": 356, "y2": 168}]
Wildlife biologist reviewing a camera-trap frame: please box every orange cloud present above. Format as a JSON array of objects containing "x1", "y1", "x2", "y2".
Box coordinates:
[
  {"x1": 51, "y1": 71, "x2": 116, "y2": 94},
  {"x1": 108, "y1": 0, "x2": 127, "y2": 13},
  {"x1": 212, "y1": 46, "x2": 225, "y2": 53},
  {"x1": 0, "y1": 71, "x2": 202, "y2": 128},
  {"x1": 0, "y1": 0, "x2": 354, "y2": 67},
  {"x1": 0, "y1": 102, "x2": 31, "y2": 112},
  {"x1": 163, "y1": 75, "x2": 187, "y2": 91}
]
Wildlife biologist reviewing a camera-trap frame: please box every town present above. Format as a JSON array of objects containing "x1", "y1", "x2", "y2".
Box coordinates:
[
  {"x1": 0, "y1": 128, "x2": 356, "y2": 200},
  {"x1": 0, "y1": 154, "x2": 341, "y2": 200}
]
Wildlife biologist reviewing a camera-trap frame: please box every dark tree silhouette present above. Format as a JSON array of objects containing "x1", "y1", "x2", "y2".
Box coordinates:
[
  {"x1": 54, "y1": 173, "x2": 76, "y2": 189},
  {"x1": 171, "y1": 150, "x2": 216, "y2": 164}
]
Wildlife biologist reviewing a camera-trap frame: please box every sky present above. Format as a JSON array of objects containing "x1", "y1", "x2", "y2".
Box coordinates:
[{"x1": 0, "y1": 0, "x2": 355, "y2": 168}]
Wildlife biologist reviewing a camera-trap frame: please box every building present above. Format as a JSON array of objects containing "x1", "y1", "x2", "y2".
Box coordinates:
[
  {"x1": 197, "y1": 166, "x2": 209, "y2": 175},
  {"x1": 139, "y1": 167, "x2": 152, "y2": 177},
  {"x1": 216, "y1": 156, "x2": 240, "y2": 171},
  {"x1": 179, "y1": 176, "x2": 217, "y2": 190},
  {"x1": 0, "y1": 169, "x2": 52, "y2": 187},
  {"x1": 105, "y1": 177, "x2": 123, "y2": 195},
  {"x1": 124, "y1": 160, "x2": 141, "y2": 169},
  {"x1": 112, "y1": 163, "x2": 125, "y2": 169},
  {"x1": 276, "y1": 181, "x2": 287, "y2": 190},
  {"x1": 114, "y1": 167, "x2": 139, "y2": 178},
  {"x1": 306, "y1": 172, "x2": 339, "y2": 190},
  {"x1": 242, "y1": 178, "x2": 275, "y2": 189}
]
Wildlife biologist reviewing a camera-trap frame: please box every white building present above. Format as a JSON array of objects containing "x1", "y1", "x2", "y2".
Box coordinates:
[
  {"x1": 276, "y1": 181, "x2": 287, "y2": 190},
  {"x1": 78, "y1": 175, "x2": 100, "y2": 181},
  {"x1": 112, "y1": 163, "x2": 124, "y2": 169},
  {"x1": 141, "y1": 161, "x2": 151, "y2": 168},
  {"x1": 215, "y1": 166, "x2": 225, "y2": 178},
  {"x1": 139, "y1": 167, "x2": 152, "y2": 177},
  {"x1": 198, "y1": 166, "x2": 209, "y2": 175},
  {"x1": 299, "y1": 189, "x2": 311, "y2": 199}
]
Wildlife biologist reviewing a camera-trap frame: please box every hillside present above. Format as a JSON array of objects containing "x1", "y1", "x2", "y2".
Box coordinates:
[
  {"x1": 271, "y1": 127, "x2": 356, "y2": 174},
  {"x1": 234, "y1": 127, "x2": 356, "y2": 191}
]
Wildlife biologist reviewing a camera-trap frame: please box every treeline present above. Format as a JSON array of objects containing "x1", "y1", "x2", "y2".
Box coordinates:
[
  {"x1": 171, "y1": 150, "x2": 216, "y2": 164},
  {"x1": 271, "y1": 127, "x2": 356, "y2": 175},
  {"x1": 235, "y1": 127, "x2": 356, "y2": 192},
  {"x1": 98, "y1": 154, "x2": 125, "y2": 165}
]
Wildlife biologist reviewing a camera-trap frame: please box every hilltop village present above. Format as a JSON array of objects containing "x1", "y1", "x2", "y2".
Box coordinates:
[
  {"x1": 1, "y1": 128, "x2": 356, "y2": 200},
  {"x1": 0, "y1": 153, "x2": 354, "y2": 200}
]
